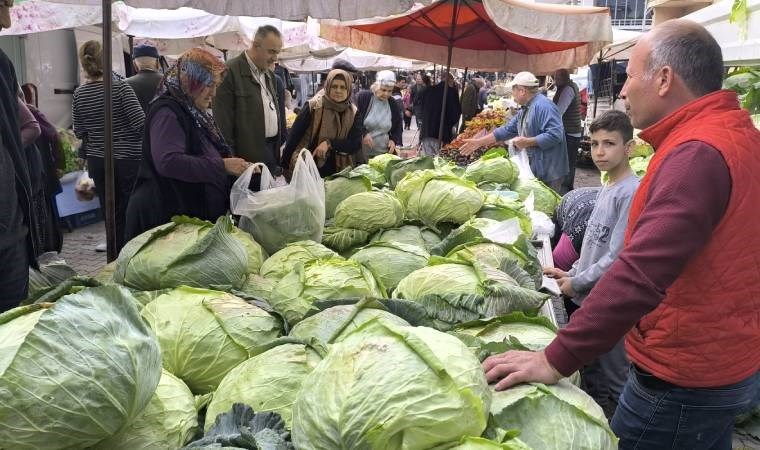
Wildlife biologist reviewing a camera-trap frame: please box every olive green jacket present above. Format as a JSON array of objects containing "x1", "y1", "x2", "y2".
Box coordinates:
[{"x1": 213, "y1": 53, "x2": 282, "y2": 171}]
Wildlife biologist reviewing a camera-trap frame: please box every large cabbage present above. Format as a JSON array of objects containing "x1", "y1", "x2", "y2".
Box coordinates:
[
  {"x1": 486, "y1": 380, "x2": 618, "y2": 450},
  {"x1": 141, "y1": 286, "x2": 282, "y2": 394},
  {"x1": 371, "y1": 224, "x2": 441, "y2": 251},
  {"x1": 92, "y1": 369, "x2": 198, "y2": 450},
  {"x1": 512, "y1": 178, "x2": 562, "y2": 216},
  {"x1": 0, "y1": 286, "x2": 161, "y2": 450},
  {"x1": 395, "y1": 170, "x2": 485, "y2": 228},
  {"x1": 114, "y1": 216, "x2": 248, "y2": 291},
  {"x1": 352, "y1": 164, "x2": 386, "y2": 186},
  {"x1": 477, "y1": 193, "x2": 533, "y2": 236},
  {"x1": 230, "y1": 227, "x2": 268, "y2": 274},
  {"x1": 259, "y1": 240, "x2": 339, "y2": 280},
  {"x1": 325, "y1": 169, "x2": 372, "y2": 218},
  {"x1": 454, "y1": 313, "x2": 557, "y2": 352},
  {"x1": 322, "y1": 226, "x2": 371, "y2": 253},
  {"x1": 385, "y1": 155, "x2": 436, "y2": 188},
  {"x1": 292, "y1": 320, "x2": 491, "y2": 449},
  {"x1": 463, "y1": 148, "x2": 519, "y2": 187},
  {"x1": 439, "y1": 435, "x2": 533, "y2": 450},
  {"x1": 369, "y1": 153, "x2": 402, "y2": 173},
  {"x1": 289, "y1": 302, "x2": 410, "y2": 343},
  {"x1": 334, "y1": 191, "x2": 405, "y2": 233},
  {"x1": 269, "y1": 258, "x2": 385, "y2": 325},
  {"x1": 238, "y1": 273, "x2": 276, "y2": 302},
  {"x1": 350, "y1": 241, "x2": 429, "y2": 291},
  {"x1": 393, "y1": 258, "x2": 548, "y2": 330},
  {"x1": 205, "y1": 341, "x2": 324, "y2": 430}
]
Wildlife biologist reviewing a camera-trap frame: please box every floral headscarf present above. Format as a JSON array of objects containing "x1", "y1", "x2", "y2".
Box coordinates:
[{"x1": 158, "y1": 47, "x2": 231, "y2": 156}]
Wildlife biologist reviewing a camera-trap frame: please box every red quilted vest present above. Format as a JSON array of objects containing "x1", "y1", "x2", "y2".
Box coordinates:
[{"x1": 624, "y1": 90, "x2": 760, "y2": 387}]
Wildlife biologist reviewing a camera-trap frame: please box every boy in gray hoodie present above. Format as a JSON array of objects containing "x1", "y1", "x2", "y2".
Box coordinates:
[{"x1": 544, "y1": 110, "x2": 640, "y2": 418}]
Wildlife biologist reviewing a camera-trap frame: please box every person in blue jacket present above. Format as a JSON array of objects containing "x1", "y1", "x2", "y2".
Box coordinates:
[{"x1": 460, "y1": 71, "x2": 568, "y2": 193}]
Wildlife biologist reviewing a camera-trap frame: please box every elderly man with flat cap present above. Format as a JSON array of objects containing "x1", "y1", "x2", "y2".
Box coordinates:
[
  {"x1": 481, "y1": 20, "x2": 760, "y2": 450},
  {"x1": 126, "y1": 44, "x2": 163, "y2": 113}
]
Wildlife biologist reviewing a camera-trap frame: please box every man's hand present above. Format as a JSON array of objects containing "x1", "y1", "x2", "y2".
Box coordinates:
[
  {"x1": 388, "y1": 140, "x2": 396, "y2": 154},
  {"x1": 459, "y1": 137, "x2": 485, "y2": 156},
  {"x1": 362, "y1": 133, "x2": 374, "y2": 148},
  {"x1": 313, "y1": 141, "x2": 330, "y2": 160},
  {"x1": 557, "y1": 277, "x2": 577, "y2": 298},
  {"x1": 511, "y1": 136, "x2": 535, "y2": 150},
  {"x1": 543, "y1": 267, "x2": 569, "y2": 279},
  {"x1": 483, "y1": 350, "x2": 563, "y2": 391}
]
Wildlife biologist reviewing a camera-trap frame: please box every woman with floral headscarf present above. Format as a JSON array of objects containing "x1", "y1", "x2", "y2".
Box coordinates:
[
  {"x1": 281, "y1": 68, "x2": 362, "y2": 178},
  {"x1": 125, "y1": 47, "x2": 251, "y2": 240}
]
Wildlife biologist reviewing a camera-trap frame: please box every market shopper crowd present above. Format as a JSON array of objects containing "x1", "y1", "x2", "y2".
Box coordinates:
[{"x1": 2, "y1": 9, "x2": 760, "y2": 449}]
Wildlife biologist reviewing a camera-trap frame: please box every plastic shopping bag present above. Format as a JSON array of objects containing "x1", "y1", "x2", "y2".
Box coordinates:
[
  {"x1": 508, "y1": 141, "x2": 536, "y2": 180},
  {"x1": 74, "y1": 170, "x2": 97, "y2": 201},
  {"x1": 231, "y1": 149, "x2": 325, "y2": 254}
]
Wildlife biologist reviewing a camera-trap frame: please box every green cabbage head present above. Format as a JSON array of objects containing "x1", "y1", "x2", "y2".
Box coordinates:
[
  {"x1": 463, "y1": 148, "x2": 519, "y2": 187},
  {"x1": 230, "y1": 227, "x2": 268, "y2": 274},
  {"x1": 260, "y1": 240, "x2": 339, "y2": 280},
  {"x1": 369, "y1": 153, "x2": 402, "y2": 173},
  {"x1": 0, "y1": 286, "x2": 161, "y2": 450},
  {"x1": 141, "y1": 286, "x2": 283, "y2": 394},
  {"x1": 486, "y1": 380, "x2": 618, "y2": 450},
  {"x1": 324, "y1": 169, "x2": 372, "y2": 219},
  {"x1": 371, "y1": 224, "x2": 441, "y2": 251},
  {"x1": 269, "y1": 257, "x2": 385, "y2": 325},
  {"x1": 512, "y1": 178, "x2": 562, "y2": 216},
  {"x1": 334, "y1": 190, "x2": 405, "y2": 233},
  {"x1": 454, "y1": 313, "x2": 557, "y2": 352},
  {"x1": 352, "y1": 164, "x2": 387, "y2": 186},
  {"x1": 350, "y1": 241, "x2": 429, "y2": 291},
  {"x1": 292, "y1": 320, "x2": 491, "y2": 449},
  {"x1": 205, "y1": 341, "x2": 324, "y2": 430},
  {"x1": 289, "y1": 303, "x2": 410, "y2": 343},
  {"x1": 91, "y1": 369, "x2": 198, "y2": 450},
  {"x1": 322, "y1": 226, "x2": 371, "y2": 253},
  {"x1": 395, "y1": 170, "x2": 485, "y2": 228},
  {"x1": 114, "y1": 216, "x2": 248, "y2": 291}
]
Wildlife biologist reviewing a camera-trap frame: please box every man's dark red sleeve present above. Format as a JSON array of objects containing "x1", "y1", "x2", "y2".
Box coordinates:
[{"x1": 544, "y1": 142, "x2": 731, "y2": 376}]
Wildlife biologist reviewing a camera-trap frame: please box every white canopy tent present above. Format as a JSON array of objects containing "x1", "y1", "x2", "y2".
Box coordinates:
[
  {"x1": 591, "y1": 27, "x2": 643, "y2": 64},
  {"x1": 683, "y1": 0, "x2": 760, "y2": 66},
  {"x1": 282, "y1": 47, "x2": 429, "y2": 72}
]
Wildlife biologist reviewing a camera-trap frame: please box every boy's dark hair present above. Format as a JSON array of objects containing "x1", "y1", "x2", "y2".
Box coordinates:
[{"x1": 589, "y1": 110, "x2": 634, "y2": 142}]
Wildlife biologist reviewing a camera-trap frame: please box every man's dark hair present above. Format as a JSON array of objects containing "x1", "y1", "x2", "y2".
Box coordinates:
[
  {"x1": 646, "y1": 19, "x2": 723, "y2": 96},
  {"x1": 254, "y1": 25, "x2": 282, "y2": 41},
  {"x1": 589, "y1": 110, "x2": 634, "y2": 142}
]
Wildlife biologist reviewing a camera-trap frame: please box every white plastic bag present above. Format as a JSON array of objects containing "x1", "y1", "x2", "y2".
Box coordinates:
[
  {"x1": 231, "y1": 149, "x2": 325, "y2": 254},
  {"x1": 508, "y1": 140, "x2": 536, "y2": 180},
  {"x1": 74, "y1": 170, "x2": 96, "y2": 202}
]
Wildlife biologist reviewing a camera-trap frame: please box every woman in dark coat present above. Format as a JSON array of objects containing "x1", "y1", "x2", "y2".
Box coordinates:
[
  {"x1": 125, "y1": 48, "x2": 251, "y2": 241},
  {"x1": 281, "y1": 68, "x2": 362, "y2": 178}
]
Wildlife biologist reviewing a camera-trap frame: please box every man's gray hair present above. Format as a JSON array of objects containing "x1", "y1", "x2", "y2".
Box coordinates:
[
  {"x1": 644, "y1": 19, "x2": 723, "y2": 96},
  {"x1": 254, "y1": 25, "x2": 282, "y2": 41},
  {"x1": 134, "y1": 56, "x2": 158, "y2": 70}
]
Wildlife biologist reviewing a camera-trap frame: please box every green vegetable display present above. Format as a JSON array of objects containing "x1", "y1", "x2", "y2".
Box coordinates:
[
  {"x1": 230, "y1": 227, "x2": 268, "y2": 274},
  {"x1": 141, "y1": 286, "x2": 282, "y2": 394},
  {"x1": 289, "y1": 302, "x2": 410, "y2": 344},
  {"x1": 384, "y1": 155, "x2": 436, "y2": 188},
  {"x1": 268, "y1": 258, "x2": 385, "y2": 325},
  {"x1": 352, "y1": 164, "x2": 386, "y2": 186},
  {"x1": 322, "y1": 226, "x2": 371, "y2": 253},
  {"x1": 463, "y1": 148, "x2": 519, "y2": 187},
  {"x1": 334, "y1": 191, "x2": 405, "y2": 233},
  {"x1": 350, "y1": 241, "x2": 429, "y2": 292},
  {"x1": 205, "y1": 341, "x2": 324, "y2": 430},
  {"x1": 511, "y1": 178, "x2": 561, "y2": 217},
  {"x1": 324, "y1": 169, "x2": 372, "y2": 218},
  {"x1": 292, "y1": 320, "x2": 491, "y2": 449},
  {"x1": 0, "y1": 286, "x2": 161, "y2": 450},
  {"x1": 114, "y1": 216, "x2": 248, "y2": 291},
  {"x1": 369, "y1": 153, "x2": 402, "y2": 173},
  {"x1": 395, "y1": 170, "x2": 485, "y2": 228},
  {"x1": 92, "y1": 369, "x2": 198, "y2": 450},
  {"x1": 394, "y1": 258, "x2": 548, "y2": 330},
  {"x1": 477, "y1": 193, "x2": 533, "y2": 236},
  {"x1": 259, "y1": 240, "x2": 339, "y2": 280},
  {"x1": 486, "y1": 380, "x2": 618, "y2": 450},
  {"x1": 371, "y1": 224, "x2": 441, "y2": 251}
]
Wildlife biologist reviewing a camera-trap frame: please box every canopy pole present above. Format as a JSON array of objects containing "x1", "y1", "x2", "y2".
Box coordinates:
[
  {"x1": 102, "y1": 0, "x2": 116, "y2": 262},
  {"x1": 592, "y1": 50, "x2": 602, "y2": 119},
  {"x1": 459, "y1": 66, "x2": 469, "y2": 106},
  {"x1": 438, "y1": 0, "x2": 460, "y2": 145}
]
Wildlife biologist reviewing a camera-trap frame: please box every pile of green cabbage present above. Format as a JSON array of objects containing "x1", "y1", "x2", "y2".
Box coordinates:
[
  {"x1": 350, "y1": 241, "x2": 429, "y2": 291},
  {"x1": 395, "y1": 169, "x2": 485, "y2": 228},
  {"x1": 463, "y1": 148, "x2": 519, "y2": 188},
  {"x1": 512, "y1": 178, "x2": 562, "y2": 216},
  {"x1": 324, "y1": 169, "x2": 372, "y2": 218},
  {"x1": 334, "y1": 190, "x2": 405, "y2": 233}
]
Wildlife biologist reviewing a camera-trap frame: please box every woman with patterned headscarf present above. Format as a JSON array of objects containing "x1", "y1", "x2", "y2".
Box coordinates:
[
  {"x1": 281, "y1": 68, "x2": 362, "y2": 178},
  {"x1": 125, "y1": 47, "x2": 252, "y2": 240}
]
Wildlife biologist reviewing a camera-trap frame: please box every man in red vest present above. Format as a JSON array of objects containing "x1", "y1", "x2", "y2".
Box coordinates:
[{"x1": 483, "y1": 19, "x2": 760, "y2": 449}]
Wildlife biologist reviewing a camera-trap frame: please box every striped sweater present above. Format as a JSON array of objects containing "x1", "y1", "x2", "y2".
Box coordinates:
[{"x1": 72, "y1": 80, "x2": 145, "y2": 160}]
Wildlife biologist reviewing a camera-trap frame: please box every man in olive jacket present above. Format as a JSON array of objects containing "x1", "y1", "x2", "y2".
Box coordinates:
[{"x1": 214, "y1": 25, "x2": 284, "y2": 175}]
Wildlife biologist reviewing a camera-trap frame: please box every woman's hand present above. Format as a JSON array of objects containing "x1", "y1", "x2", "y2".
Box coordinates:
[
  {"x1": 313, "y1": 141, "x2": 330, "y2": 160},
  {"x1": 388, "y1": 140, "x2": 397, "y2": 154},
  {"x1": 362, "y1": 133, "x2": 374, "y2": 148},
  {"x1": 223, "y1": 157, "x2": 251, "y2": 176}
]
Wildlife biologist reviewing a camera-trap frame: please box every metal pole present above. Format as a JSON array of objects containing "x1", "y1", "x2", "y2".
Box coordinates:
[
  {"x1": 437, "y1": 0, "x2": 460, "y2": 145},
  {"x1": 592, "y1": 50, "x2": 602, "y2": 119},
  {"x1": 102, "y1": 0, "x2": 116, "y2": 262}
]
